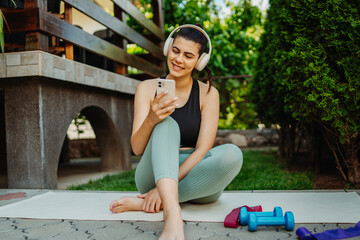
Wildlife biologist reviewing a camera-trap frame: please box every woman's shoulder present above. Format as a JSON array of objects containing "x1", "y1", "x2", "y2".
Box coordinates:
[
  {"x1": 137, "y1": 78, "x2": 157, "y2": 88},
  {"x1": 197, "y1": 80, "x2": 219, "y2": 98},
  {"x1": 136, "y1": 78, "x2": 157, "y2": 93}
]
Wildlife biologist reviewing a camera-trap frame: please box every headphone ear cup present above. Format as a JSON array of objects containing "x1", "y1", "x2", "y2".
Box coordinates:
[
  {"x1": 163, "y1": 37, "x2": 174, "y2": 56},
  {"x1": 195, "y1": 53, "x2": 210, "y2": 71}
]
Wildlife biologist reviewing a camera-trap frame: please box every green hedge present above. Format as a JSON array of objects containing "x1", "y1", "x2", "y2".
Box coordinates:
[{"x1": 252, "y1": 0, "x2": 360, "y2": 184}]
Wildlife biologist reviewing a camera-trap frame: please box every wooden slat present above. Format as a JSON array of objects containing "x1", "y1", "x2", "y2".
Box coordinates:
[
  {"x1": 112, "y1": 0, "x2": 164, "y2": 41},
  {"x1": 49, "y1": 46, "x2": 65, "y2": 54},
  {"x1": 38, "y1": 9, "x2": 164, "y2": 77},
  {"x1": 3, "y1": 8, "x2": 48, "y2": 52},
  {"x1": 63, "y1": 0, "x2": 164, "y2": 60},
  {"x1": 127, "y1": 73, "x2": 154, "y2": 81},
  {"x1": 64, "y1": 3, "x2": 74, "y2": 60},
  {"x1": 2, "y1": 8, "x2": 39, "y2": 33},
  {"x1": 4, "y1": 42, "x2": 25, "y2": 51},
  {"x1": 135, "y1": 53, "x2": 162, "y2": 64}
]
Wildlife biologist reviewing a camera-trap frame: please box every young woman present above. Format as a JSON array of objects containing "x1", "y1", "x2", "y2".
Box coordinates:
[{"x1": 110, "y1": 24, "x2": 243, "y2": 240}]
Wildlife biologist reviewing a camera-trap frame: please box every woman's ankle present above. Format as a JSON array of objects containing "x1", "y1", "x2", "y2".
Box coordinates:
[{"x1": 163, "y1": 201, "x2": 181, "y2": 211}]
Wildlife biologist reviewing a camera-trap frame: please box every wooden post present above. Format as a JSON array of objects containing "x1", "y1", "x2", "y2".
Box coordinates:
[
  {"x1": 24, "y1": 0, "x2": 49, "y2": 52},
  {"x1": 113, "y1": 4, "x2": 128, "y2": 74},
  {"x1": 152, "y1": 0, "x2": 165, "y2": 71},
  {"x1": 24, "y1": 0, "x2": 47, "y2": 9},
  {"x1": 64, "y1": 3, "x2": 74, "y2": 60},
  {"x1": 152, "y1": 0, "x2": 164, "y2": 31},
  {"x1": 25, "y1": 32, "x2": 49, "y2": 51}
]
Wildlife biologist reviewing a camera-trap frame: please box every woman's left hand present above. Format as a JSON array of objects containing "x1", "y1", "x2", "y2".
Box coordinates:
[{"x1": 137, "y1": 187, "x2": 162, "y2": 213}]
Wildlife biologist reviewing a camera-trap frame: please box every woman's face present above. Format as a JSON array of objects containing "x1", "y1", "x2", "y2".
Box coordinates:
[{"x1": 167, "y1": 36, "x2": 202, "y2": 79}]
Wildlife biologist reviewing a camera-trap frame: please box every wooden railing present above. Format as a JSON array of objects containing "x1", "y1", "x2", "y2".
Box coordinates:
[{"x1": 2, "y1": 0, "x2": 165, "y2": 79}]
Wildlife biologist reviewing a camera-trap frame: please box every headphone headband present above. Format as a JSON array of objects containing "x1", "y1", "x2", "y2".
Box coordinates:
[
  {"x1": 163, "y1": 24, "x2": 212, "y2": 71},
  {"x1": 167, "y1": 24, "x2": 212, "y2": 56}
]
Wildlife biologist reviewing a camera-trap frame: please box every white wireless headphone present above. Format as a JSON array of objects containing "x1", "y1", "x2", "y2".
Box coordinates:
[{"x1": 163, "y1": 24, "x2": 212, "y2": 71}]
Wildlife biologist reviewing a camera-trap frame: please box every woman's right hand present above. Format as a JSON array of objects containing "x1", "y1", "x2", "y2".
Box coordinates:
[{"x1": 147, "y1": 91, "x2": 178, "y2": 125}]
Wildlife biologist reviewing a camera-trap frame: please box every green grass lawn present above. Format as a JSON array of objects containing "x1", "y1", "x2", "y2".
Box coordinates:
[{"x1": 67, "y1": 149, "x2": 314, "y2": 191}]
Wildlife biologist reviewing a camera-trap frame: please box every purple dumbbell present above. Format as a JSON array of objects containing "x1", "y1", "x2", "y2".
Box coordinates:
[
  {"x1": 248, "y1": 211, "x2": 295, "y2": 231},
  {"x1": 239, "y1": 206, "x2": 283, "y2": 225}
]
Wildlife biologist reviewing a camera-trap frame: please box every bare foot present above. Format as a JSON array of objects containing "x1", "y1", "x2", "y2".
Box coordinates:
[
  {"x1": 159, "y1": 206, "x2": 185, "y2": 240},
  {"x1": 110, "y1": 197, "x2": 144, "y2": 213}
]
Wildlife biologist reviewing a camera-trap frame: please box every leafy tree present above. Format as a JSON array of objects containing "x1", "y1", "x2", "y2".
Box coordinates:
[
  {"x1": 251, "y1": 0, "x2": 301, "y2": 163},
  {"x1": 209, "y1": 1, "x2": 263, "y2": 129},
  {"x1": 252, "y1": 0, "x2": 360, "y2": 184},
  {"x1": 164, "y1": 0, "x2": 216, "y2": 31}
]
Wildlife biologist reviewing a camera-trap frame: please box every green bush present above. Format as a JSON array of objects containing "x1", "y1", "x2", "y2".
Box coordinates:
[
  {"x1": 252, "y1": 0, "x2": 360, "y2": 184},
  {"x1": 251, "y1": 0, "x2": 302, "y2": 163}
]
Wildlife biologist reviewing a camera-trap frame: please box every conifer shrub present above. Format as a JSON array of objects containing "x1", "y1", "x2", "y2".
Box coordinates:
[{"x1": 252, "y1": 0, "x2": 360, "y2": 184}]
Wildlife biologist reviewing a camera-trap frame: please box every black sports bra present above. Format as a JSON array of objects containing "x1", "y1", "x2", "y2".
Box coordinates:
[{"x1": 160, "y1": 77, "x2": 201, "y2": 148}]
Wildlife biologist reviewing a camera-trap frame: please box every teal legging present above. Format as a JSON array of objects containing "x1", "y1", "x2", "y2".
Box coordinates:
[{"x1": 135, "y1": 117, "x2": 243, "y2": 203}]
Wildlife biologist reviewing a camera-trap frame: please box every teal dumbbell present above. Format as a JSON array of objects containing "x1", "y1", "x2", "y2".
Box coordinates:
[
  {"x1": 239, "y1": 207, "x2": 283, "y2": 225},
  {"x1": 248, "y1": 211, "x2": 295, "y2": 231}
]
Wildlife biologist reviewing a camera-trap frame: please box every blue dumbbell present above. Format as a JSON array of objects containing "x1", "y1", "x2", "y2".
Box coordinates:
[
  {"x1": 239, "y1": 207, "x2": 283, "y2": 225},
  {"x1": 248, "y1": 211, "x2": 295, "y2": 231}
]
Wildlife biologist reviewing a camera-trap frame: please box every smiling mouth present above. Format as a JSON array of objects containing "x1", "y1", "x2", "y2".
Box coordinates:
[{"x1": 172, "y1": 63, "x2": 184, "y2": 71}]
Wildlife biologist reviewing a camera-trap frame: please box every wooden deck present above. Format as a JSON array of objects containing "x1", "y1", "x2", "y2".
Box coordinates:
[{"x1": 3, "y1": 0, "x2": 165, "y2": 78}]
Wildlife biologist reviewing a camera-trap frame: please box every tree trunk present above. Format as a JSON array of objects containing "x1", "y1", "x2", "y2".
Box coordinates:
[
  {"x1": 346, "y1": 151, "x2": 360, "y2": 185},
  {"x1": 279, "y1": 126, "x2": 286, "y2": 158},
  {"x1": 279, "y1": 121, "x2": 297, "y2": 165},
  {"x1": 310, "y1": 123, "x2": 321, "y2": 172},
  {"x1": 323, "y1": 128, "x2": 360, "y2": 185},
  {"x1": 288, "y1": 120, "x2": 296, "y2": 164}
]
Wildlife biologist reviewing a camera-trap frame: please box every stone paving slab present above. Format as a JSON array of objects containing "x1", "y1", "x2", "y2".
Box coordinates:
[
  {"x1": 1, "y1": 189, "x2": 360, "y2": 239},
  {"x1": 1, "y1": 218, "x2": 359, "y2": 240}
]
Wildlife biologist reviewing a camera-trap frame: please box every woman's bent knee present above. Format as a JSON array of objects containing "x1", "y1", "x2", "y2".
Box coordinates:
[
  {"x1": 154, "y1": 116, "x2": 179, "y2": 131},
  {"x1": 220, "y1": 144, "x2": 243, "y2": 169}
]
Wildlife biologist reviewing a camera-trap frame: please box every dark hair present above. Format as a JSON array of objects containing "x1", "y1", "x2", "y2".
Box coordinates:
[{"x1": 173, "y1": 25, "x2": 214, "y2": 93}]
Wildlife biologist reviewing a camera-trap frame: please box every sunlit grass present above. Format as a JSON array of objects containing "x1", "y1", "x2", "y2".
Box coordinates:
[
  {"x1": 68, "y1": 149, "x2": 314, "y2": 191},
  {"x1": 225, "y1": 150, "x2": 314, "y2": 190}
]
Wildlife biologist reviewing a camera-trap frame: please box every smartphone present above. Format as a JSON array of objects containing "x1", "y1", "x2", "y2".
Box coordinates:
[{"x1": 156, "y1": 79, "x2": 176, "y2": 105}]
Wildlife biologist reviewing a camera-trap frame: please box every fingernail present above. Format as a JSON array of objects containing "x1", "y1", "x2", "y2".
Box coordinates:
[{"x1": 164, "y1": 91, "x2": 168, "y2": 93}]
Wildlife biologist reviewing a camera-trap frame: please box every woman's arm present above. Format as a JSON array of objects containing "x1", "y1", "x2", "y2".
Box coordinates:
[
  {"x1": 131, "y1": 80, "x2": 178, "y2": 156},
  {"x1": 178, "y1": 84, "x2": 220, "y2": 181}
]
